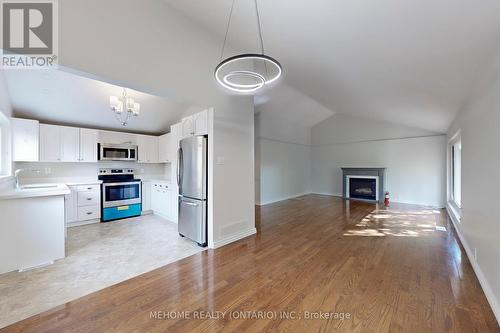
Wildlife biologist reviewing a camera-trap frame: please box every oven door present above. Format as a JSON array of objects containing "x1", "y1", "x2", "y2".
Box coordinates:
[{"x1": 102, "y1": 182, "x2": 142, "y2": 208}]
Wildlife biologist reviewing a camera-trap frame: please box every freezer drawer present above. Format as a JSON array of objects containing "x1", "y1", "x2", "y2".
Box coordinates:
[{"x1": 178, "y1": 197, "x2": 206, "y2": 246}]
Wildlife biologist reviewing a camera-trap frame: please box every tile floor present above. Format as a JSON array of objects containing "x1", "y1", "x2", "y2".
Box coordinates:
[{"x1": 0, "y1": 214, "x2": 205, "y2": 328}]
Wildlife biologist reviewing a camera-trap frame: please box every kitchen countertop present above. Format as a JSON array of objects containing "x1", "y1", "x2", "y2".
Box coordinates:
[
  {"x1": 138, "y1": 176, "x2": 172, "y2": 184},
  {"x1": 0, "y1": 183, "x2": 70, "y2": 200}
]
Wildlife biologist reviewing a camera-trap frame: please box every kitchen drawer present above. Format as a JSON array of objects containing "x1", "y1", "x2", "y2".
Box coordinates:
[
  {"x1": 77, "y1": 190, "x2": 100, "y2": 206},
  {"x1": 77, "y1": 205, "x2": 100, "y2": 221},
  {"x1": 76, "y1": 184, "x2": 100, "y2": 192}
]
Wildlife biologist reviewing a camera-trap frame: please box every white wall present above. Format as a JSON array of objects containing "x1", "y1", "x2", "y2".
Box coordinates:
[
  {"x1": 0, "y1": 71, "x2": 13, "y2": 178},
  {"x1": 446, "y1": 53, "x2": 500, "y2": 321},
  {"x1": 311, "y1": 114, "x2": 446, "y2": 207},
  {"x1": 57, "y1": 0, "x2": 255, "y2": 248},
  {"x1": 255, "y1": 113, "x2": 311, "y2": 205}
]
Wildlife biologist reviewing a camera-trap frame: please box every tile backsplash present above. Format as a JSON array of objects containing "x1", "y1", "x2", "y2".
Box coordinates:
[{"x1": 14, "y1": 162, "x2": 170, "y2": 180}]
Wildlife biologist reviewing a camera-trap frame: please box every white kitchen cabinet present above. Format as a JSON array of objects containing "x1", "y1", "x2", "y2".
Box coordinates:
[
  {"x1": 79, "y1": 128, "x2": 98, "y2": 162},
  {"x1": 40, "y1": 124, "x2": 79, "y2": 162},
  {"x1": 142, "y1": 181, "x2": 152, "y2": 212},
  {"x1": 158, "y1": 133, "x2": 172, "y2": 163},
  {"x1": 40, "y1": 125, "x2": 98, "y2": 163},
  {"x1": 151, "y1": 181, "x2": 174, "y2": 220},
  {"x1": 39, "y1": 124, "x2": 62, "y2": 162},
  {"x1": 166, "y1": 188, "x2": 178, "y2": 223},
  {"x1": 64, "y1": 187, "x2": 78, "y2": 224},
  {"x1": 98, "y1": 130, "x2": 136, "y2": 145},
  {"x1": 12, "y1": 118, "x2": 39, "y2": 162},
  {"x1": 60, "y1": 126, "x2": 80, "y2": 162},
  {"x1": 193, "y1": 110, "x2": 208, "y2": 135},
  {"x1": 181, "y1": 116, "x2": 194, "y2": 139},
  {"x1": 137, "y1": 135, "x2": 159, "y2": 163},
  {"x1": 181, "y1": 110, "x2": 209, "y2": 139},
  {"x1": 65, "y1": 183, "x2": 101, "y2": 227}
]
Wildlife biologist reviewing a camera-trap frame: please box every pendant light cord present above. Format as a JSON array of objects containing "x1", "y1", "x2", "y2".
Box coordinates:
[
  {"x1": 254, "y1": 0, "x2": 265, "y2": 55},
  {"x1": 220, "y1": 0, "x2": 266, "y2": 59},
  {"x1": 220, "y1": 0, "x2": 236, "y2": 60}
]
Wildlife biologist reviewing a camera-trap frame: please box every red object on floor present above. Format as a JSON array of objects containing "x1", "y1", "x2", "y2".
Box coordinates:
[{"x1": 384, "y1": 191, "x2": 390, "y2": 206}]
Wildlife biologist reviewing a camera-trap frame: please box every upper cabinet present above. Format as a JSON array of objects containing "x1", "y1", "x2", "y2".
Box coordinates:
[
  {"x1": 60, "y1": 126, "x2": 80, "y2": 162},
  {"x1": 40, "y1": 124, "x2": 63, "y2": 162},
  {"x1": 79, "y1": 128, "x2": 98, "y2": 162},
  {"x1": 158, "y1": 133, "x2": 171, "y2": 163},
  {"x1": 40, "y1": 125, "x2": 98, "y2": 162},
  {"x1": 137, "y1": 135, "x2": 159, "y2": 163},
  {"x1": 193, "y1": 110, "x2": 208, "y2": 136},
  {"x1": 181, "y1": 110, "x2": 208, "y2": 139},
  {"x1": 12, "y1": 118, "x2": 39, "y2": 162}
]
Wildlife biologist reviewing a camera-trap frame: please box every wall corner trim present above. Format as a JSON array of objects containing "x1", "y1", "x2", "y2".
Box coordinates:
[
  {"x1": 211, "y1": 228, "x2": 257, "y2": 249},
  {"x1": 446, "y1": 205, "x2": 500, "y2": 325}
]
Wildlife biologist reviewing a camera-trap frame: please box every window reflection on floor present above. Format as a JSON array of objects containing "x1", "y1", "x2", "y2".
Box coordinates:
[{"x1": 343, "y1": 206, "x2": 444, "y2": 237}]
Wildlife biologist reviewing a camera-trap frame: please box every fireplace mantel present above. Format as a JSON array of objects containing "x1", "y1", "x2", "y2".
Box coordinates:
[{"x1": 341, "y1": 167, "x2": 386, "y2": 203}]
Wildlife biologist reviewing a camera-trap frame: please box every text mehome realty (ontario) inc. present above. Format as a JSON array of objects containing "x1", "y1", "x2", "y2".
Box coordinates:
[{"x1": 150, "y1": 310, "x2": 352, "y2": 321}]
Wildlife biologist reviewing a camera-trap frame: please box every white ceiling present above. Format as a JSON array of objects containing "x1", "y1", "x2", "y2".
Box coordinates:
[
  {"x1": 3, "y1": 69, "x2": 193, "y2": 135},
  {"x1": 255, "y1": 84, "x2": 335, "y2": 127},
  {"x1": 165, "y1": 0, "x2": 500, "y2": 132}
]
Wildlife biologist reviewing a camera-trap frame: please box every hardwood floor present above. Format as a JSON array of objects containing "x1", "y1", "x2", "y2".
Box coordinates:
[{"x1": 2, "y1": 195, "x2": 498, "y2": 332}]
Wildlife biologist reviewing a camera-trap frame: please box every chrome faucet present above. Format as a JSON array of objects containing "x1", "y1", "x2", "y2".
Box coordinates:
[{"x1": 14, "y1": 169, "x2": 41, "y2": 189}]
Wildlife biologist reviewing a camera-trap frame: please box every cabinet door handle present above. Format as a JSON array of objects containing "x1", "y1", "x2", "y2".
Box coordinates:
[
  {"x1": 86, "y1": 212, "x2": 92, "y2": 215},
  {"x1": 87, "y1": 187, "x2": 92, "y2": 190},
  {"x1": 86, "y1": 198, "x2": 92, "y2": 201}
]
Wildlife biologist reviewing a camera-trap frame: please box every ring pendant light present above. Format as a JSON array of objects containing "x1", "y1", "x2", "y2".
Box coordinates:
[{"x1": 215, "y1": 0, "x2": 282, "y2": 94}]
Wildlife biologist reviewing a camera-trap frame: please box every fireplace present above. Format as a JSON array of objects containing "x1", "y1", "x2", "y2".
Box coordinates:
[
  {"x1": 348, "y1": 177, "x2": 377, "y2": 201},
  {"x1": 341, "y1": 168, "x2": 386, "y2": 203}
]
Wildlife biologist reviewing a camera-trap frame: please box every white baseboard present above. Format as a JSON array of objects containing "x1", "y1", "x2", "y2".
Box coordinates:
[
  {"x1": 311, "y1": 192, "x2": 445, "y2": 208},
  {"x1": 257, "y1": 192, "x2": 312, "y2": 206},
  {"x1": 446, "y1": 205, "x2": 500, "y2": 324},
  {"x1": 212, "y1": 227, "x2": 257, "y2": 249}
]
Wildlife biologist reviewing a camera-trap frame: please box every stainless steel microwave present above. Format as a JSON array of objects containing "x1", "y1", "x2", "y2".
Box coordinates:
[{"x1": 98, "y1": 143, "x2": 138, "y2": 161}]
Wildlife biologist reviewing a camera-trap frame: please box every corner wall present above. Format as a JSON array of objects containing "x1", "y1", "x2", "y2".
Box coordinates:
[{"x1": 255, "y1": 113, "x2": 311, "y2": 205}]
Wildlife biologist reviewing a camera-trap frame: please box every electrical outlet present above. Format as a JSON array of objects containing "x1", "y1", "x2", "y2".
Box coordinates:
[
  {"x1": 44, "y1": 167, "x2": 51, "y2": 175},
  {"x1": 216, "y1": 156, "x2": 225, "y2": 165}
]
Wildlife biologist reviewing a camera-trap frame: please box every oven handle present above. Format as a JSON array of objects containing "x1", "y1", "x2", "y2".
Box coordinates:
[{"x1": 102, "y1": 181, "x2": 141, "y2": 186}]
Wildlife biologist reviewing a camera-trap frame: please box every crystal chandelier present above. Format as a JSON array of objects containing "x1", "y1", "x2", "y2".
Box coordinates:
[
  {"x1": 109, "y1": 88, "x2": 140, "y2": 126},
  {"x1": 215, "y1": 0, "x2": 282, "y2": 94}
]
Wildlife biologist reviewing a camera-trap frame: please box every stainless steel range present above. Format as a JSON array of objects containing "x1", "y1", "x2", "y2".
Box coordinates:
[{"x1": 98, "y1": 168, "x2": 142, "y2": 222}]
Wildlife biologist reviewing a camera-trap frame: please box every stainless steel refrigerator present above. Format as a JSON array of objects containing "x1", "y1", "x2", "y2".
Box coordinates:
[{"x1": 177, "y1": 135, "x2": 207, "y2": 247}]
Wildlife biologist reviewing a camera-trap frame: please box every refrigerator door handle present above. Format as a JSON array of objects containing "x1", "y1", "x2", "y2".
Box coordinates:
[
  {"x1": 183, "y1": 201, "x2": 199, "y2": 207},
  {"x1": 177, "y1": 147, "x2": 183, "y2": 189}
]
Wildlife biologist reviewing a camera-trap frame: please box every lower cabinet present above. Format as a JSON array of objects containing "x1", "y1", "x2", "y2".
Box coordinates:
[
  {"x1": 142, "y1": 181, "x2": 152, "y2": 212},
  {"x1": 149, "y1": 181, "x2": 177, "y2": 222},
  {"x1": 65, "y1": 184, "x2": 101, "y2": 227}
]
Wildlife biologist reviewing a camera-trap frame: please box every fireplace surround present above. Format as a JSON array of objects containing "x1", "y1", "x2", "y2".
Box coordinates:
[{"x1": 341, "y1": 167, "x2": 386, "y2": 203}]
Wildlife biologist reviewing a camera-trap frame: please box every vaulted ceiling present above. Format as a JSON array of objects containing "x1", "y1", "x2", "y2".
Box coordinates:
[{"x1": 165, "y1": 0, "x2": 500, "y2": 132}]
